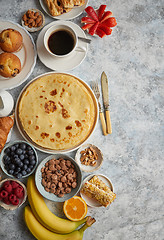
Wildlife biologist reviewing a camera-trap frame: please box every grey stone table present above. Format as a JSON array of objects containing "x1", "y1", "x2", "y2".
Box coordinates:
[{"x1": 0, "y1": 0, "x2": 164, "y2": 239}]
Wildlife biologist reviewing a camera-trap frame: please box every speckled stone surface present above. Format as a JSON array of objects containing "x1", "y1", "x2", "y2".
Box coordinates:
[{"x1": 0, "y1": 0, "x2": 164, "y2": 240}]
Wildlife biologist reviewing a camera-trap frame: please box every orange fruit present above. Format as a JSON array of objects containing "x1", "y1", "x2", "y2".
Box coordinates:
[{"x1": 63, "y1": 196, "x2": 88, "y2": 221}]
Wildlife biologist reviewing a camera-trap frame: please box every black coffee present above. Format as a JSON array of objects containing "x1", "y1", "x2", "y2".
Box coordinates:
[{"x1": 48, "y1": 29, "x2": 75, "y2": 56}]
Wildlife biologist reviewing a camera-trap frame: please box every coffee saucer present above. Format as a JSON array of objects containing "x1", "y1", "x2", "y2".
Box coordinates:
[{"x1": 36, "y1": 21, "x2": 88, "y2": 71}]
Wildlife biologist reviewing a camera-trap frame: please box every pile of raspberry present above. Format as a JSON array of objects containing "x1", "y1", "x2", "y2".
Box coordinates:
[{"x1": 0, "y1": 180, "x2": 24, "y2": 206}]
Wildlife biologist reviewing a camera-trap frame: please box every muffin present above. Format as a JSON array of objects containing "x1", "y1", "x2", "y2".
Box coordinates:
[
  {"x1": 0, "y1": 53, "x2": 21, "y2": 78},
  {"x1": 0, "y1": 28, "x2": 23, "y2": 53}
]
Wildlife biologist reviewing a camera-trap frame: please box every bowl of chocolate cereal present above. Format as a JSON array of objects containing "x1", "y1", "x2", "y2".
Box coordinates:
[{"x1": 35, "y1": 154, "x2": 82, "y2": 202}]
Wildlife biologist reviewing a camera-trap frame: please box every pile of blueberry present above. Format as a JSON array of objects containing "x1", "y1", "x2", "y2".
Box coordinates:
[{"x1": 2, "y1": 142, "x2": 37, "y2": 179}]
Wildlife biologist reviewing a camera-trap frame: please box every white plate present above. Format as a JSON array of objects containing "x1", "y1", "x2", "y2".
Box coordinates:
[
  {"x1": 37, "y1": 21, "x2": 88, "y2": 71},
  {"x1": 0, "y1": 20, "x2": 37, "y2": 90},
  {"x1": 80, "y1": 174, "x2": 114, "y2": 208},
  {"x1": 35, "y1": 154, "x2": 82, "y2": 202},
  {"x1": 15, "y1": 72, "x2": 99, "y2": 154},
  {"x1": 39, "y1": 0, "x2": 88, "y2": 20}
]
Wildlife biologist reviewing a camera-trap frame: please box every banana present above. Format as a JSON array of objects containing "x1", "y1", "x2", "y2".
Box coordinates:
[
  {"x1": 27, "y1": 175, "x2": 88, "y2": 234},
  {"x1": 24, "y1": 206, "x2": 96, "y2": 240}
]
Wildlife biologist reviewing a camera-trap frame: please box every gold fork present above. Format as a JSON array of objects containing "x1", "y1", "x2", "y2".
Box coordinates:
[{"x1": 92, "y1": 81, "x2": 107, "y2": 136}]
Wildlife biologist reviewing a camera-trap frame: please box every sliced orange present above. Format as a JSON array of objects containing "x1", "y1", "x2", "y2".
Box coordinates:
[{"x1": 63, "y1": 196, "x2": 88, "y2": 221}]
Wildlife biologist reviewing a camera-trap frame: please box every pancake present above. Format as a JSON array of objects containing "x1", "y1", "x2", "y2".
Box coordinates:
[{"x1": 18, "y1": 73, "x2": 96, "y2": 150}]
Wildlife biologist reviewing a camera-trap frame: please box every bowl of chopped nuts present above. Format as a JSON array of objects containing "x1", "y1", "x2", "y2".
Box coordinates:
[
  {"x1": 75, "y1": 144, "x2": 103, "y2": 172},
  {"x1": 21, "y1": 9, "x2": 45, "y2": 32}
]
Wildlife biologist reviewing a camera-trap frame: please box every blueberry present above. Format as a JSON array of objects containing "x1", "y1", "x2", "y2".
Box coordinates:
[
  {"x1": 21, "y1": 170, "x2": 27, "y2": 176},
  {"x1": 26, "y1": 168, "x2": 31, "y2": 173},
  {"x1": 29, "y1": 155, "x2": 35, "y2": 161},
  {"x1": 24, "y1": 159, "x2": 29, "y2": 165},
  {"x1": 30, "y1": 160, "x2": 36, "y2": 166},
  {"x1": 29, "y1": 165, "x2": 34, "y2": 170},
  {"x1": 9, "y1": 164, "x2": 15, "y2": 170},
  {"x1": 10, "y1": 151, "x2": 15, "y2": 156},
  {"x1": 15, "y1": 144, "x2": 19, "y2": 148},
  {"x1": 25, "y1": 154, "x2": 28, "y2": 158},
  {"x1": 14, "y1": 158, "x2": 21, "y2": 165},
  {"x1": 20, "y1": 154, "x2": 25, "y2": 160},
  {"x1": 4, "y1": 147, "x2": 10, "y2": 154},
  {"x1": 11, "y1": 145, "x2": 16, "y2": 152},
  {"x1": 5, "y1": 164, "x2": 9, "y2": 171},
  {"x1": 8, "y1": 169, "x2": 14, "y2": 175},
  {"x1": 27, "y1": 146, "x2": 32, "y2": 151},
  {"x1": 14, "y1": 154, "x2": 19, "y2": 158},
  {"x1": 18, "y1": 162, "x2": 23, "y2": 168},
  {"x1": 16, "y1": 173, "x2": 22, "y2": 179},
  {"x1": 28, "y1": 150, "x2": 34, "y2": 156},
  {"x1": 22, "y1": 150, "x2": 26, "y2": 154},
  {"x1": 22, "y1": 164, "x2": 28, "y2": 170},
  {"x1": 20, "y1": 143, "x2": 27, "y2": 150},
  {"x1": 16, "y1": 148, "x2": 23, "y2": 155},
  {"x1": 3, "y1": 155, "x2": 11, "y2": 164},
  {"x1": 16, "y1": 167, "x2": 21, "y2": 173}
]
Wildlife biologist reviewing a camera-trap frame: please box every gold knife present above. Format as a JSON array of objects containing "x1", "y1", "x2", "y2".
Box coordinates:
[{"x1": 101, "y1": 71, "x2": 112, "y2": 134}]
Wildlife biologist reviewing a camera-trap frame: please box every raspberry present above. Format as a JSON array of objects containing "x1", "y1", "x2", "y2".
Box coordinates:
[
  {"x1": 3, "y1": 183, "x2": 12, "y2": 193},
  {"x1": 3, "y1": 196, "x2": 10, "y2": 205},
  {"x1": 9, "y1": 194, "x2": 17, "y2": 203},
  {"x1": 11, "y1": 181, "x2": 19, "y2": 189},
  {"x1": 13, "y1": 186, "x2": 24, "y2": 199},
  {"x1": 0, "y1": 190, "x2": 8, "y2": 198},
  {"x1": 11, "y1": 198, "x2": 19, "y2": 206},
  {"x1": 2, "y1": 181, "x2": 10, "y2": 186}
]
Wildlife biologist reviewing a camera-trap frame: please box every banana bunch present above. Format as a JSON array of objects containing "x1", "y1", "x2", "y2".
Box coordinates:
[
  {"x1": 25, "y1": 205, "x2": 95, "y2": 240},
  {"x1": 26, "y1": 175, "x2": 95, "y2": 238}
]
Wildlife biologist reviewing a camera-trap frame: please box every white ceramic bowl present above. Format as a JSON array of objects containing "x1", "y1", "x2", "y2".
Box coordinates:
[
  {"x1": 0, "y1": 140, "x2": 38, "y2": 179},
  {"x1": 0, "y1": 178, "x2": 27, "y2": 210},
  {"x1": 21, "y1": 9, "x2": 45, "y2": 32},
  {"x1": 35, "y1": 154, "x2": 82, "y2": 202},
  {"x1": 75, "y1": 144, "x2": 103, "y2": 172}
]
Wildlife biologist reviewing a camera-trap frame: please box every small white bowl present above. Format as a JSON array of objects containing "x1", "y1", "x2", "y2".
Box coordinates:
[
  {"x1": 75, "y1": 144, "x2": 103, "y2": 172},
  {"x1": 0, "y1": 178, "x2": 27, "y2": 210},
  {"x1": 21, "y1": 9, "x2": 45, "y2": 32},
  {"x1": 80, "y1": 174, "x2": 114, "y2": 208},
  {"x1": 0, "y1": 140, "x2": 38, "y2": 179}
]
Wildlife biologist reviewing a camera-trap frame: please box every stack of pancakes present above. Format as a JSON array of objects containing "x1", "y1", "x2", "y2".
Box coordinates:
[{"x1": 18, "y1": 73, "x2": 97, "y2": 151}]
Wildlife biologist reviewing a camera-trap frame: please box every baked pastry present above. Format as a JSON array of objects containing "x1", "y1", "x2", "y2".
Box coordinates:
[
  {"x1": 60, "y1": 0, "x2": 74, "y2": 8},
  {"x1": 0, "y1": 115, "x2": 14, "y2": 153},
  {"x1": 45, "y1": 0, "x2": 85, "y2": 16},
  {"x1": 81, "y1": 176, "x2": 116, "y2": 207},
  {"x1": 0, "y1": 53, "x2": 21, "y2": 78},
  {"x1": 18, "y1": 73, "x2": 97, "y2": 151},
  {"x1": 73, "y1": 0, "x2": 85, "y2": 6},
  {"x1": 45, "y1": 0, "x2": 64, "y2": 16},
  {"x1": 0, "y1": 28, "x2": 23, "y2": 53}
]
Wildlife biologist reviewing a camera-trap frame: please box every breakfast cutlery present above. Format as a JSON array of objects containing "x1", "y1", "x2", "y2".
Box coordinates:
[
  {"x1": 101, "y1": 71, "x2": 112, "y2": 134},
  {"x1": 78, "y1": 36, "x2": 91, "y2": 44},
  {"x1": 92, "y1": 81, "x2": 107, "y2": 136}
]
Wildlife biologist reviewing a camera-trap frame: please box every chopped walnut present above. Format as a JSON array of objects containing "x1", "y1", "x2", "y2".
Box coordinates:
[{"x1": 80, "y1": 147, "x2": 98, "y2": 167}]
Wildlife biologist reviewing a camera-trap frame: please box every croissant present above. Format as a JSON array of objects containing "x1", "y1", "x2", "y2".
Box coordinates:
[{"x1": 0, "y1": 116, "x2": 14, "y2": 153}]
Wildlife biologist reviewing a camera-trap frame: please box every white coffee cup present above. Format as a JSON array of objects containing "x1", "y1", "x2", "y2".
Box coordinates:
[{"x1": 44, "y1": 24, "x2": 86, "y2": 57}]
